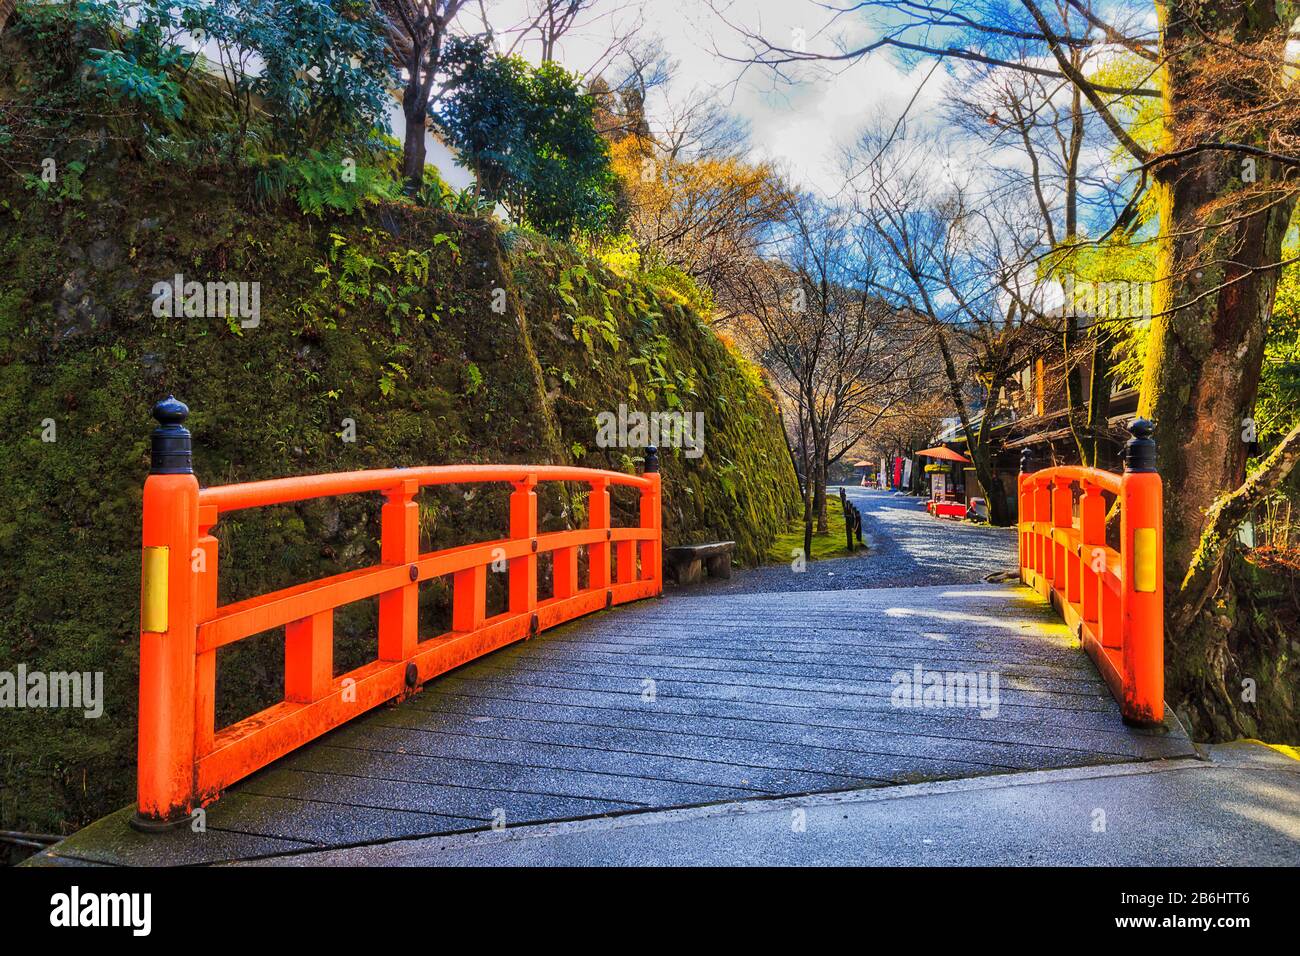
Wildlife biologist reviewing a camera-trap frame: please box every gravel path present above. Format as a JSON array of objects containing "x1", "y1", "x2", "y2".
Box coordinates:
[{"x1": 676, "y1": 486, "x2": 1018, "y2": 596}]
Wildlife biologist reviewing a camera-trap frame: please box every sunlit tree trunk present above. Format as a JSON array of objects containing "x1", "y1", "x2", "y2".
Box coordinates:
[
  {"x1": 1142, "y1": 2, "x2": 1300, "y2": 730},
  {"x1": 1145, "y1": 4, "x2": 1298, "y2": 600}
]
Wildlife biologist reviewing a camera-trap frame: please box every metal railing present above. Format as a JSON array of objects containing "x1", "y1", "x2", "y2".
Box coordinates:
[{"x1": 133, "y1": 397, "x2": 662, "y2": 828}]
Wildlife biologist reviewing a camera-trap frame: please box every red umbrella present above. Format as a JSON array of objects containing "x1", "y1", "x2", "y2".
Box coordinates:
[{"x1": 915, "y1": 446, "x2": 971, "y2": 463}]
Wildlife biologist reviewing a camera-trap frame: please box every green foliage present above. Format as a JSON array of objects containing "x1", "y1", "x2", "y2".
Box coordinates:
[
  {"x1": 1062, "y1": 237, "x2": 1158, "y2": 391},
  {"x1": 415, "y1": 178, "x2": 498, "y2": 217},
  {"x1": 640, "y1": 261, "x2": 716, "y2": 316},
  {"x1": 1257, "y1": 254, "x2": 1300, "y2": 445},
  {"x1": 463, "y1": 362, "x2": 484, "y2": 395},
  {"x1": 53, "y1": 0, "x2": 393, "y2": 158},
  {"x1": 204, "y1": 0, "x2": 394, "y2": 155},
  {"x1": 435, "y1": 37, "x2": 619, "y2": 240},
  {"x1": 84, "y1": 47, "x2": 185, "y2": 119},
  {"x1": 254, "y1": 151, "x2": 402, "y2": 218},
  {"x1": 74, "y1": 0, "x2": 206, "y2": 121},
  {"x1": 312, "y1": 229, "x2": 442, "y2": 335},
  {"x1": 22, "y1": 160, "x2": 86, "y2": 203},
  {"x1": 764, "y1": 495, "x2": 853, "y2": 563}
]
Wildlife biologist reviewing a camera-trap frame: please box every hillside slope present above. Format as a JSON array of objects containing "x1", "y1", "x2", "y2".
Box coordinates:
[{"x1": 0, "y1": 22, "x2": 799, "y2": 836}]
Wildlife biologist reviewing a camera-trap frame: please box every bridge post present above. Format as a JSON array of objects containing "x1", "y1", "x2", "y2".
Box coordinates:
[
  {"x1": 133, "y1": 397, "x2": 200, "y2": 830},
  {"x1": 640, "y1": 446, "x2": 662, "y2": 593},
  {"x1": 1018, "y1": 448, "x2": 1036, "y2": 584},
  {"x1": 1120, "y1": 419, "x2": 1163, "y2": 724}
]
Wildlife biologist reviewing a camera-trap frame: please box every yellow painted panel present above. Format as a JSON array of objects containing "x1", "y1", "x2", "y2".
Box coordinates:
[
  {"x1": 141, "y1": 546, "x2": 169, "y2": 632},
  {"x1": 1133, "y1": 528, "x2": 1157, "y2": 593}
]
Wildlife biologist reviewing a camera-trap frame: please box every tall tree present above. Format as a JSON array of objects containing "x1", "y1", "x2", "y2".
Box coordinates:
[
  {"x1": 372, "y1": 0, "x2": 469, "y2": 193},
  {"x1": 729, "y1": 197, "x2": 922, "y2": 540}
]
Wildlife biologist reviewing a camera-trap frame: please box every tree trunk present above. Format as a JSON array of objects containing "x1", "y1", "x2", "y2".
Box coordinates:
[
  {"x1": 814, "y1": 459, "x2": 828, "y2": 533},
  {"x1": 1144, "y1": 3, "x2": 1300, "y2": 732},
  {"x1": 970, "y1": 439, "x2": 1010, "y2": 526},
  {"x1": 1145, "y1": 6, "x2": 1298, "y2": 606},
  {"x1": 1083, "y1": 330, "x2": 1112, "y2": 468},
  {"x1": 802, "y1": 482, "x2": 814, "y2": 560},
  {"x1": 401, "y1": 105, "x2": 428, "y2": 195}
]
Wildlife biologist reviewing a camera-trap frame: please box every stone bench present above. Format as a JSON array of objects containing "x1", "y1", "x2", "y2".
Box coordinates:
[{"x1": 665, "y1": 541, "x2": 736, "y2": 585}]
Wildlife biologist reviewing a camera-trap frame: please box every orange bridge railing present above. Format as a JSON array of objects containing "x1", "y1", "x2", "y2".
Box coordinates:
[
  {"x1": 134, "y1": 397, "x2": 662, "y2": 829},
  {"x1": 1016, "y1": 419, "x2": 1163, "y2": 726}
]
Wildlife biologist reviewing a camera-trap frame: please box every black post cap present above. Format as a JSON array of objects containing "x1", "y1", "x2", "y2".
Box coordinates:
[
  {"x1": 150, "y1": 395, "x2": 192, "y2": 475},
  {"x1": 644, "y1": 445, "x2": 659, "y2": 474},
  {"x1": 1019, "y1": 447, "x2": 1037, "y2": 474},
  {"x1": 1123, "y1": 418, "x2": 1156, "y2": 473}
]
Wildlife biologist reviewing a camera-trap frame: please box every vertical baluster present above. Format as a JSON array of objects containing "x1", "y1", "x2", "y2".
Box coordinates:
[
  {"x1": 588, "y1": 476, "x2": 611, "y2": 591},
  {"x1": 510, "y1": 475, "x2": 538, "y2": 615},
  {"x1": 1035, "y1": 474, "x2": 1051, "y2": 589},
  {"x1": 552, "y1": 544, "x2": 579, "y2": 599},
  {"x1": 1052, "y1": 477, "x2": 1071, "y2": 596},
  {"x1": 1079, "y1": 481, "x2": 1105, "y2": 628},
  {"x1": 452, "y1": 564, "x2": 487, "y2": 630},
  {"x1": 1018, "y1": 449, "x2": 1036, "y2": 580},
  {"x1": 378, "y1": 479, "x2": 418, "y2": 661},
  {"x1": 285, "y1": 610, "x2": 333, "y2": 702}
]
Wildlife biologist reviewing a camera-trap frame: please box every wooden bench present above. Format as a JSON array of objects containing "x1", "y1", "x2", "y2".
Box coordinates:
[{"x1": 665, "y1": 541, "x2": 736, "y2": 585}]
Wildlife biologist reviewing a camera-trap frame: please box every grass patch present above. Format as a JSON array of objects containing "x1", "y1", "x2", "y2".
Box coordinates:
[{"x1": 765, "y1": 504, "x2": 858, "y2": 564}]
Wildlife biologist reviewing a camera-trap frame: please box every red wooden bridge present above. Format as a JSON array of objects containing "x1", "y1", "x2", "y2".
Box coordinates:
[{"x1": 27, "y1": 401, "x2": 1191, "y2": 866}]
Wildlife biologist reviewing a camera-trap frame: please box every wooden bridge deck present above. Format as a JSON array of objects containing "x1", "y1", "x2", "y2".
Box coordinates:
[{"x1": 34, "y1": 582, "x2": 1192, "y2": 866}]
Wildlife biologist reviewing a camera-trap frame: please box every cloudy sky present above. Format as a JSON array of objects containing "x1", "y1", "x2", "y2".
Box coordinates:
[{"x1": 442, "y1": 0, "x2": 955, "y2": 196}]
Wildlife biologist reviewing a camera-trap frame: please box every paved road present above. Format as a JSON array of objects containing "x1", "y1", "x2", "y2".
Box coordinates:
[
  {"x1": 236, "y1": 742, "x2": 1300, "y2": 866},
  {"x1": 701, "y1": 488, "x2": 1018, "y2": 595}
]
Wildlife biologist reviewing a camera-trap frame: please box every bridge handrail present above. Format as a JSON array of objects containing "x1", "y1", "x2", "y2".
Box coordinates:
[
  {"x1": 1015, "y1": 419, "x2": 1163, "y2": 726},
  {"x1": 199, "y1": 464, "x2": 653, "y2": 513},
  {"x1": 133, "y1": 397, "x2": 663, "y2": 830}
]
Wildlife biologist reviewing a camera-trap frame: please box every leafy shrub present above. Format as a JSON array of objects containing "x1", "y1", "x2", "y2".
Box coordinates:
[
  {"x1": 205, "y1": 0, "x2": 394, "y2": 156},
  {"x1": 415, "y1": 177, "x2": 498, "y2": 217},
  {"x1": 435, "y1": 36, "x2": 619, "y2": 240},
  {"x1": 74, "y1": 0, "x2": 206, "y2": 122},
  {"x1": 641, "y1": 262, "x2": 716, "y2": 316},
  {"x1": 253, "y1": 151, "x2": 401, "y2": 217}
]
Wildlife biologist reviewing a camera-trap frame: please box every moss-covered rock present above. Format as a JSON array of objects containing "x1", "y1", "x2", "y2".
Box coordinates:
[{"x1": 0, "y1": 23, "x2": 799, "y2": 837}]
